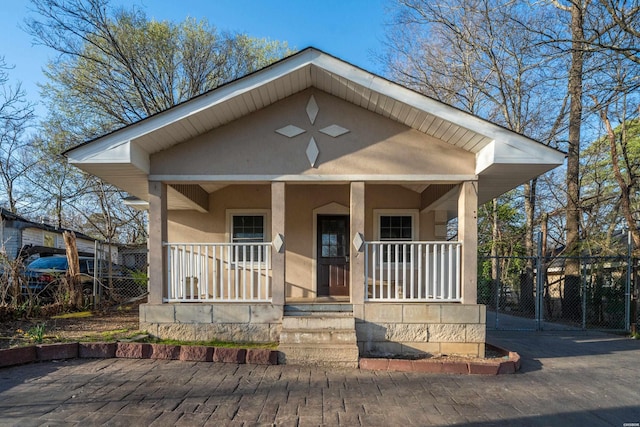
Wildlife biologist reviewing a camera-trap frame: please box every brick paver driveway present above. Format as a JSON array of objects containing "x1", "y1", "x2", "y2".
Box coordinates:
[{"x1": 1, "y1": 331, "x2": 639, "y2": 426}]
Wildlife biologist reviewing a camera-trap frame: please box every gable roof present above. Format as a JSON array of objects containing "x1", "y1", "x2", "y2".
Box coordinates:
[{"x1": 64, "y1": 47, "x2": 564, "y2": 206}]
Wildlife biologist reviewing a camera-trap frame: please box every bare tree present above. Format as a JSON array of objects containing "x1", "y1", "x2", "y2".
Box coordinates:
[
  {"x1": 24, "y1": 0, "x2": 292, "y2": 243},
  {"x1": 383, "y1": 0, "x2": 568, "y2": 312},
  {"x1": 0, "y1": 57, "x2": 35, "y2": 213}
]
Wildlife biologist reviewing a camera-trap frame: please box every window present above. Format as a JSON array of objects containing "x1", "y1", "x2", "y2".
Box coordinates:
[
  {"x1": 374, "y1": 210, "x2": 418, "y2": 262},
  {"x1": 232, "y1": 215, "x2": 264, "y2": 245},
  {"x1": 379, "y1": 215, "x2": 413, "y2": 242},
  {"x1": 43, "y1": 232, "x2": 56, "y2": 248},
  {"x1": 227, "y1": 211, "x2": 269, "y2": 262}
]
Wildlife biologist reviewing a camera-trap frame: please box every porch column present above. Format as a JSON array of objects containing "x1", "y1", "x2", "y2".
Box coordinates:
[
  {"x1": 271, "y1": 182, "x2": 285, "y2": 306},
  {"x1": 458, "y1": 181, "x2": 478, "y2": 304},
  {"x1": 148, "y1": 181, "x2": 167, "y2": 304},
  {"x1": 350, "y1": 182, "x2": 365, "y2": 306}
]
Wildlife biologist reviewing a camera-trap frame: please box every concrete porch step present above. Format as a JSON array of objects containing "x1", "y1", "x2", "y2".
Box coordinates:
[
  {"x1": 281, "y1": 314, "x2": 355, "y2": 330},
  {"x1": 280, "y1": 329, "x2": 357, "y2": 345},
  {"x1": 284, "y1": 303, "x2": 353, "y2": 314},
  {"x1": 277, "y1": 344, "x2": 360, "y2": 368},
  {"x1": 279, "y1": 307, "x2": 359, "y2": 368}
]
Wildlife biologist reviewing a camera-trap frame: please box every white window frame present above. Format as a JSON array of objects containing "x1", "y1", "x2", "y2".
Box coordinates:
[
  {"x1": 225, "y1": 209, "x2": 271, "y2": 266},
  {"x1": 373, "y1": 209, "x2": 419, "y2": 241},
  {"x1": 373, "y1": 209, "x2": 419, "y2": 268}
]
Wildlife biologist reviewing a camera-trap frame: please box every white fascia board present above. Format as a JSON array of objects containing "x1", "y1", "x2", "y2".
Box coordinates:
[
  {"x1": 68, "y1": 140, "x2": 150, "y2": 174},
  {"x1": 149, "y1": 174, "x2": 478, "y2": 182},
  {"x1": 475, "y1": 138, "x2": 565, "y2": 175},
  {"x1": 475, "y1": 141, "x2": 496, "y2": 175},
  {"x1": 66, "y1": 50, "x2": 321, "y2": 160},
  {"x1": 123, "y1": 198, "x2": 149, "y2": 211}
]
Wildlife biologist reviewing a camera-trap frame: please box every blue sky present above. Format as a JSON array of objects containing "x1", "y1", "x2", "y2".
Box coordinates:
[{"x1": 0, "y1": 0, "x2": 389, "y2": 120}]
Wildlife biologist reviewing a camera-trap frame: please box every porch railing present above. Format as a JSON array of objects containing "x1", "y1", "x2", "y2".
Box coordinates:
[
  {"x1": 164, "y1": 242, "x2": 272, "y2": 302},
  {"x1": 364, "y1": 241, "x2": 462, "y2": 302}
]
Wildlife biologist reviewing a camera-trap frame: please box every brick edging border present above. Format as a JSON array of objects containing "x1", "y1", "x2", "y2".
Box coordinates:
[
  {"x1": 0, "y1": 342, "x2": 520, "y2": 375},
  {"x1": 359, "y1": 344, "x2": 521, "y2": 375},
  {"x1": 0, "y1": 342, "x2": 277, "y2": 368}
]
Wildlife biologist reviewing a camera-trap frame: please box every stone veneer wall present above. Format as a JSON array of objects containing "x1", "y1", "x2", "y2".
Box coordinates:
[
  {"x1": 140, "y1": 304, "x2": 283, "y2": 343},
  {"x1": 355, "y1": 304, "x2": 486, "y2": 358}
]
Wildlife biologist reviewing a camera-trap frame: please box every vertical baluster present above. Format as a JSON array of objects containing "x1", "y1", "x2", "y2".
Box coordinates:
[
  {"x1": 204, "y1": 245, "x2": 209, "y2": 301},
  {"x1": 389, "y1": 243, "x2": 400, "y2": 299},
  {"x1": 250, "y1": 245, "x2": 255, "y2": 300},
  {"x1": 234, "y1": 245, "x2": 239, "y2": 300},
  {"x1": 378, "y1": 243, "x2": 384, "y2": 299},
  {"x1": 431, "y1": 245, "x2": 436, "y2": 298},
  {"x1": 448, "y1": 244, "x2": 453, "y2": 300},
  {"x1": 225, "y1": 245, "x2": 233, "y2": 300},
  {"x1": 456, "y1": 243, "x2": 461, "y2": 300},
  {"x1": 418, "y1": 244, "x2": 423, "y2": 299},
  {"x1": 220, "y1": 245, "x2": 224, "y2": 300},
  {"x1": 440, "y1": 244, "x2": 445, "y2": 299},
  {"x1": 264, "y1": 244, "x2": 268, "y2": 301},
  {"x1": 371, "y1": 244, "x2": 377, "y2": 299},
  {"x1": 386, "y1": 244, "x2": 391, "y2": 299},
  {"x1": 364, "y1": 244, "x2": 369, "y2": 301},
  {"x1": 410, "y1": 244, "x2": 415, "y2": 299},
  {"x1": 401, "y1": 244, "x2": 406, "y2": 299},
  {"x1": 166, "y1": 245, "x2": 171, "y2": 300},
  {"x1": 426, "y1": 244, "x2": 431, "y2": 299},
  {"x1": 175, "y1": 246, "x2": 181, "y2": 299},
  {"x1": 241, "y1": 245, "x2": 247, "y2": 300},
  {"x1": 258, "y1": 244, "x2": 263, "y2": 300}
]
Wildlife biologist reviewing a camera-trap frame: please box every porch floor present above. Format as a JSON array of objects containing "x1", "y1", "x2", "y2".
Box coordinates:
[{"x1": 286, "y1": 296, "x2": 351, "y2": 303}]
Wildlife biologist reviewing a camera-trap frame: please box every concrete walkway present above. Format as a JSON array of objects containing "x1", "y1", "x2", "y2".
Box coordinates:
[{"x1": 1, "y1": 331, "x2": 639, "y2": 426}]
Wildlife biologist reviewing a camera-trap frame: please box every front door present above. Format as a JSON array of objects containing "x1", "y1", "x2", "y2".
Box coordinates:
[{"x1": 317, "y1": 215, "x2": 350, "y2": 296}]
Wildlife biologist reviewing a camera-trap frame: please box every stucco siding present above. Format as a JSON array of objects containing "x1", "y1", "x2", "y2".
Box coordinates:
[
  {"x1": 150, "y1": 89, "x2": 475, "y2": 178},
  {"x1": 167, "y1": 184, "x2": 271, "y2": 243}
]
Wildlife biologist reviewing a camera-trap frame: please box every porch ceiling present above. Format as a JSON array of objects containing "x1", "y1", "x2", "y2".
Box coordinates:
[{"x1": 65, "y1": 48, "x2": 565, "y2": 209}]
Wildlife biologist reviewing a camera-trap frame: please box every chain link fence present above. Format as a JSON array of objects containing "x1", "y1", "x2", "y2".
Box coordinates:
[
  {"x1": 481, "y1": 251, "x2": 637, "y2": 332},
  {"x1": 91, "y1": 242, "x2": 148, "y2": 308}
]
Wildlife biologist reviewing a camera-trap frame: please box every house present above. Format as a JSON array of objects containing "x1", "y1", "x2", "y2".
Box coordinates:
[
  {"x1": 64, "y1": 48, "x2": 564, "y2": 367},
  {"x1": 0, "y1": 208, "x2": 102, "y2": 262}
]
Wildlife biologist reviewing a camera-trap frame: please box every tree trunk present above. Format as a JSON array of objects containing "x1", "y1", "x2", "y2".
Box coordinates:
[
  {"x1": 564, "y1": 2, "x2": 584, "y2": 322},
  {"x1": 63, "y1": 231, "x2": 83, "y2": 308}
]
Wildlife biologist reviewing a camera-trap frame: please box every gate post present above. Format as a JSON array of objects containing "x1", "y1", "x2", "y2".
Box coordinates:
[
  {"x1": 626, "y1": 230, "x2": 632, "y2": 332},
  {"x1": 536, "y1": 232, "x2": 544, "y2": 331},
  {"x1": 494, "y1": 258, "x2": 500, "y2": 330}
]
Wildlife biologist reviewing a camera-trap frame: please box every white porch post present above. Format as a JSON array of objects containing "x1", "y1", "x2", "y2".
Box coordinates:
[
  {"x1": 271, "y1": 182, "x2": 286, "y2": 306},
  {"x1": 148, "y1": 181, "x2": 168, "y2": 304},
  {"x1": 458, "y1": 181, "x2": 478, "y2": 304},
  {"x1": 350, "y1": 182, "x2": 365, "y2": 307}
]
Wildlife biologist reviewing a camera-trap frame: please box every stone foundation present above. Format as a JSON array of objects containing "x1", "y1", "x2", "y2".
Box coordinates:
[
  {"x1": 140, "y1": 303, "x2": 283, "y2": 343},
  {"x1": 140, "y1": 302, "x2": 486, "y2": 358},
  {"x1": 356, "y1": 303, "x2": 486, "y2": 358}
]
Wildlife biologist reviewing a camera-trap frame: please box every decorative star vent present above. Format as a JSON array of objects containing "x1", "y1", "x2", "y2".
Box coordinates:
[{"x1": 275, "y1": 95, "x2": 350, "y2": 167}]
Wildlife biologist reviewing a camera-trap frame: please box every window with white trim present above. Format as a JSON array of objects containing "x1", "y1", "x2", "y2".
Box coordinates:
[
  {"x1": 227, "y1": 210, "x2": 270, "y2": 262},
  {"x1": 374, "y1": 210, "x2": 419, "y2": 262}
]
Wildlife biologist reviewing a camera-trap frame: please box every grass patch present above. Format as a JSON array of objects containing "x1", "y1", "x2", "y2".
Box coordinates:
[{"x1": 51, "y1": 311, "x2": 93, "y2": 319}]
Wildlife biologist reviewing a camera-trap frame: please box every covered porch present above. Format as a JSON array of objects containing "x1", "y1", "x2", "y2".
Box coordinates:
[
  {"x1": 140, "y1": 179, "x2": 484, "y2": 362},
  {"x1": 147, "y1": 180, "x2": 478, "y2": 307}
]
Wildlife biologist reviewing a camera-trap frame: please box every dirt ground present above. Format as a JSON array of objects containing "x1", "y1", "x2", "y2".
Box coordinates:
[{"x1": 0, "y1": 303, "x2": 140, "y2": 349}]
